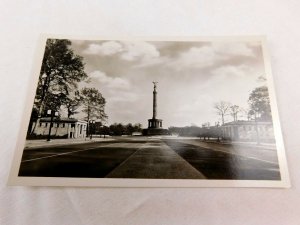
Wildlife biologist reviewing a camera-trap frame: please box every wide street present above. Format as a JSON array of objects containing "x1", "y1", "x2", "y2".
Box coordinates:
[{"x1": 18, "y1": 137, "x2": 281, "y2": 180}]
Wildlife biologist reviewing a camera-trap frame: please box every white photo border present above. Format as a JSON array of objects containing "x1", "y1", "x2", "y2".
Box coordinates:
[{"x1": 7, "y1": 35, "x2": 291, "y2": 188}]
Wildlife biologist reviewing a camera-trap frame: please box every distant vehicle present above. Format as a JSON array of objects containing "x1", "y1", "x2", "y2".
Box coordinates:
[{"x1": 132, "y1": 132, "x2": 142, "y2": 136}]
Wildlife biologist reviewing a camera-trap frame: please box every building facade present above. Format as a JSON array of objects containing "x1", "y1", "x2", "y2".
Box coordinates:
[
  {"x1": 221, "y1": 120, "x2": 275, "y2": 143},
  {"x1": 31, "y1": 118, "x2": 87, "y2": 139}
]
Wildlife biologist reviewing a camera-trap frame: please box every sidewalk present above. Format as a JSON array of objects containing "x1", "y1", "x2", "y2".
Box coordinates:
[
  {"x1": 25, "y1": 137, "x2": 114, "y2": 149},
  {"x1": 204, "y1": 140, "x2": 276, "y2": 150}
]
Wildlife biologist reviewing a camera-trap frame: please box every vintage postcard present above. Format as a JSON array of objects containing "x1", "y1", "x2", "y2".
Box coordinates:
[{"x1": 8, "y1": 35, "x2": 290, "y2": 187}]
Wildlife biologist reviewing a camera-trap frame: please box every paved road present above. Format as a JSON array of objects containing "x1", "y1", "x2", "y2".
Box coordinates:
[
  {"x1": 19, "y1": 137, "x2": 280, "y2": 180},
  {"x1": 163, "y1": 139, "x2": 280, "y2": 180}
]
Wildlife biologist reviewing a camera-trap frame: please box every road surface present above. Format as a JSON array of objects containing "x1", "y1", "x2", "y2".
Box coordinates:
[{"x1": 18, "y1": 137, "x2": 281, "y2": 180}]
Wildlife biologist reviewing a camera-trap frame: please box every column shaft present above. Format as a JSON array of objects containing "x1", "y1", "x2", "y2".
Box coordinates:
[{"x1": 153, "y1": 90, "x2": 157, "y2": 119}]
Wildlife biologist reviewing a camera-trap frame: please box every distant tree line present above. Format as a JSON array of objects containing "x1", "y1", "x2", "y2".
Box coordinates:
[
  {"x1": 89, "y1": 122, "x2": 143, "y2": 136},
  {"x1": 168, "y1": 126, "x2": 222, "y2": 140},
  {"x1": 108, "y1": 123, "x2": 143, "y2": 136}
]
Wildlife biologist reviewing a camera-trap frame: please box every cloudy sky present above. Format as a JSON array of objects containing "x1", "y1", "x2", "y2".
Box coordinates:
[{"x1": 69, "y1": 39, "x2": 266, "y2": 128}]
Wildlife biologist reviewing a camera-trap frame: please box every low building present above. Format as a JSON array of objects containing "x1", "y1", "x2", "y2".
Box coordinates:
[
  {"x1": 31, "y1": 118, "x2": 88, "y2": 139},
  {"x1": 221, "y1": 120, "x2": 275, "y2": 143}
]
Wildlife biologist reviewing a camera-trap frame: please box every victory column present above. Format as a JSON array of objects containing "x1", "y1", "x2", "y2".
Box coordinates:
[{"x1": 143, "y1": 82, "x2": 169, "y2": 135}]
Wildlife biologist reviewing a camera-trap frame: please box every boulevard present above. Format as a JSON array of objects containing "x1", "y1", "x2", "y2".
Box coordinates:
[{"x1": 19, "y1": 137, "x2": 280, "y2": 180}]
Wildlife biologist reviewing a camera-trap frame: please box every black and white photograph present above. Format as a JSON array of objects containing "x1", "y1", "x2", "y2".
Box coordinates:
[{"x1": 8, "y1": 36, "x2": 289, "y2": 187}]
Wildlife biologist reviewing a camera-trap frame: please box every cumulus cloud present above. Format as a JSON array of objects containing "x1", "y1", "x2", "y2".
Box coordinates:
[
  {"x1": 82, "y1": 41, "x2": 160, "y2": 64},
  {"x1": 169, "y1": 42, "x2": 255, "y2": 70},
  {"x1": 82, "y1": 41, "x2": 161, "y2": 70},
  {"x1": 120, "y1": 42, "x2": 160, "y2": 61},
  {"x1": 89, "y1": 70, "x2": 130, "y2": 90},
  {"x1": 171, "y1": 46, "x2": 217, "y2": 69},
  {"x1": 83, "y1": 41, "x2": 123, "y2": 55},
  {"x1": 213, "y1": 42, "x2": 255, "y2": 57}
]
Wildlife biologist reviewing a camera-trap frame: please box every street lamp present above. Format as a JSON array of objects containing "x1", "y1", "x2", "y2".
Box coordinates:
[
  {"x1": 38, "y1": 73, "x2": 48, "y2": 117},
  {"x1": 47, "y1": 109, "x2": 59, "y2": 141},
  {"x1": 216, "y1": 121, "x2": 221, "y2": 142},
  {"x1": 89, "y1": 120, "x2": 95, "y2": 139},
  {"x1": 86, "y1": 93, "x2": 96, "y2": 139}
]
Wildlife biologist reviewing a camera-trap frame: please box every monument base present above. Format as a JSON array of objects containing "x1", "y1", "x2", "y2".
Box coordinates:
[{"x1": 142, "y1": 128, "x2": 170, "y2": 136}]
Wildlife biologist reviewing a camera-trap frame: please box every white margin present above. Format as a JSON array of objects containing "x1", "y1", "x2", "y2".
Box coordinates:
[{"x1": 7, "y1": 34, "x2": 291, "y2": 188}]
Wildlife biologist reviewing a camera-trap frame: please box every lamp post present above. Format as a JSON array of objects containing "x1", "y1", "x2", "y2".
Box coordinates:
[
  {"x1": 86, "y1": 93, "x2": 96, "y2": 139},
  {"x1": 89, "y1": 120, "x2": 95, "y2": 139},
  {"x1": 100, "y1": 125, "x2": 103, "y2": 138},
  {"x1": 47, "y1": 109, "x2": 58, "y2": 141},
  {"x1": 216, "y1": 121, "x2": 221, "y2": 142},
  {"x1": 249, "y1": 109, "x2": 260, "y2": 145},
  {"x1": 38, "y1": 73, "x2": 48, "y2": 117}
]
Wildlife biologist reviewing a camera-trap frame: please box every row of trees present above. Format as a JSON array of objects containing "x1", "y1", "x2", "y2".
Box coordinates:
[
  {"x1": 108, "y1": 123, "x2": 143, "y2": 136},
  {"x1": 28, "y1": 39, "x2": 107, "y2": 136},
  {"x1": 89, "y1": 122, "x2": 143, "y2": 136},
  {"x1": 214, "y1": 85, "x2": 272, "y2": 125},
  {"x1": 169, "y1": 126, "x2": 221, "y2": 139}
]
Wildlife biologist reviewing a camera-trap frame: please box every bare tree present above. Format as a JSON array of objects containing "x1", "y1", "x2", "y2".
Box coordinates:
[
  {"x1": 229, "y1": 105, "x2": 240, "y2": 122},
  {"x1": 214, "y1": 101, "x2": 231, "y2": 125}
]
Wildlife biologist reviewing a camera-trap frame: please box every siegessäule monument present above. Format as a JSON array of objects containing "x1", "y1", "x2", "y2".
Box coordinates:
[{"x1": 143, "y1": 82, "x2": 169, "y2": 136}]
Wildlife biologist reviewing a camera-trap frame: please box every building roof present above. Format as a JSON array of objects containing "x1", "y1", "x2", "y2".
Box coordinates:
[
  {"x1": 223, "y1": 120, "x2": 273, "y2": 126},
  {"x1": 39, "y1": 117, "x2": 87, "y2": 123}
]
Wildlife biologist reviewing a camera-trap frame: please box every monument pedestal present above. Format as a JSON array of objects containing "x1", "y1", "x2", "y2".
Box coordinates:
[
  {"x1": 148, "y1": 118, "x2": 162, "y2": 128},
  {"x1": 142, "y1": 128, "x2": 170, "y2": 136}
]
